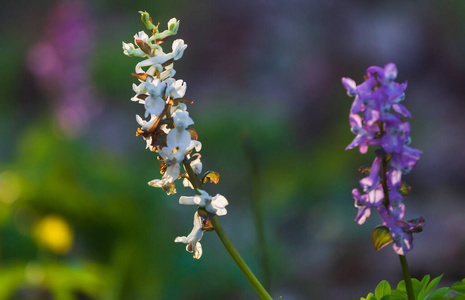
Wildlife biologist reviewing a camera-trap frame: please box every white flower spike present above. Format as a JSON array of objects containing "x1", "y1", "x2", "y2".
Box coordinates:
[{"x1": 124, "y1": 13, "x2": 229, "y2": 260}]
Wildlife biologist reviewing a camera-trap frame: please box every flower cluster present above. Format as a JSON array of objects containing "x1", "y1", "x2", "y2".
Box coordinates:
[
  {"x1": 123, "y1": 12, "x2": 228, "y2": 259},
  {"x1": 343, "y1": 63, "x2": 424, "y2": 255}
]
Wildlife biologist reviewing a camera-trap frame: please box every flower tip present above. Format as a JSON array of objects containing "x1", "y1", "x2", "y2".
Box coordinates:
[
  {"x1": 384, "y1": 63, "x2": 398, "y2": 81},
  {"x1": 174, "y1": 236, "x2": 186, "y2": 243},
  {"x1": 168, "y1": 18, "x2": 180, "y2": 33},
  {"x1": 342, "y1": 77, "x2": 357, "y2": 96}
]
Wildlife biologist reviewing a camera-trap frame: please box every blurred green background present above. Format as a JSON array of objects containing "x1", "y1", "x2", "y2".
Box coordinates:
[{"x1": 1, "y1": 0, "x2": 465, "y2": 299}]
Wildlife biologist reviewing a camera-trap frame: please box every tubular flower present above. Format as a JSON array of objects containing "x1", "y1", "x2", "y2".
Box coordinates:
[
  {"x1": 343, "y1": 63, "x2": 424, "y2": 255},
  {"x1": 123, "y1": 12, "x2": 228, "y2": 258},
  {"x1": 174, "y1": 212, "x2": 204, "y2": 259}
]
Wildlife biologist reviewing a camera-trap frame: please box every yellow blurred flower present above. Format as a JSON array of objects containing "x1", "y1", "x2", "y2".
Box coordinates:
[{"x1": 34, "y1": 215, "x2": 73, "y2": 255}]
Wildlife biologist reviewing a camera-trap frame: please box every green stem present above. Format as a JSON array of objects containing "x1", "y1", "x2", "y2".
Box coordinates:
[
  {"x1": 183, "y1": 161, "x2": 273, "y2": 300},
  {"x1": 211, "y1": 216, "x2": 273, "y2": 300},
  {"x1": 399, "y1": 255, "x2": 415, "y2": 300}
]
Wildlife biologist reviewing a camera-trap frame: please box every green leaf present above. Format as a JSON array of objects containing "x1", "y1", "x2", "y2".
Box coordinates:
[
  {"x1": 375, "y1": 281, "x2": 392, "y2": 299},
  {"x1": 412, "y1": 278, "x2": 422, "y2": 298},
  {"x1": 397, "y1": 280, "x2": 406, "y2": 294},
  {"x1": 372, "y1": 226, "x2": 393, "y2": 251},
  {"x1": 390, "y1": 290, "x2": 408, "y2": 300},
  {"x1": 451, "y1": 295, "x2": 465, "y2": 300},
  {"x1": 418, "y1": 274, "x2": 431, "y2": 298},
  {"x1": 427, "y1": 287, "x2": 450, "y2": 300},
  {"x1": 278, "y1": 297, "x2": 282, "y2": 300},
  {"x1": 422, "y1": 274, "x2": 443, "y2": 299},
  {"x1": 361, "y1": 292, "x2": 376, "y2": 300},
  {"x1": 451, "y1": 284, "x2": 465, "y2": 294}
]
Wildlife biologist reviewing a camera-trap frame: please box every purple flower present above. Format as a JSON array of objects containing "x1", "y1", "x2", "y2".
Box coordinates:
[
  {"x1": 378, "y1": 206, "x2": 424, "y2": 255},
  {"x1": 386, "y1": 169, "x2": 405, "y2": 220},
  {"x1": 391, "y1": 146, "x2": 422, "y2": 173},
  {"x1": 352, "y1": 187, "x2": 384, "y2": 225},
  {"x1": 346, "y1": 114, "x2": 379, "y2": 153},
  {"x1": 359, "y1": 157, "x2": 382, "y2": 191}
]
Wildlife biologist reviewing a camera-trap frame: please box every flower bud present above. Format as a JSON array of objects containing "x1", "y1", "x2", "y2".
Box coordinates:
[{"x1": 139, "y1": 11, "x2": 157, "y2": 31}]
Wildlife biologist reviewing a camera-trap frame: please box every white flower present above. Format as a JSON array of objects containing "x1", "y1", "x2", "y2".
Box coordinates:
[
  {"x1": 143, "y1": 136, "x2": 153, "y2": 151},
  {"x1": 148, "y1": 178, "x2": 176, "y2": 195},
  {"x1": 174, "y1": 212, "x2": 204, "y2": 259},
  {"x1": 172, "y1": 110, "x2": 193, "y2": 129},
  {"x1": 149, "y1": 129, "x2": 191, "y2": 194},
  {"x1": 146, "y1": 78, "x2": 166, "y2": 98},
  {"x1": 179, "y1": 190, "x2": 228, "y2": 216},
  {"x1": 167, "y1": 18, "x2": 180, "y2": 34},
  {"x1": 135, "y1": 53, "x2": 172, "y2": 73},
  {"x1": 152, "y1": 44, "x2": 166, "y2": 56},
  {"x1": 171, "y1": 39, "x2": 187, "y2": 60},
  {"x1": 144, "y1": 97, "x2": 165, "y2": 118},
  {"x1": 159, "y1": 69, "x2": 176, "y2": 81},
  {"x1": 165, "y1": 79, "x2": 187, "y2": 99},
  {"x1": 170, "y1": 103, "x2": 187, "y2": 115},
  {"x1": 189, "y1": 155, "x2": 203, "y2": 175},
  {"x1": 144, "y1": 78, "x2": 166, "y2": 117},
  {"x1": 164, "y1": 163, "x2": 181, "y2": 183},
  {"x1": 134, "y1": 31, "x2": 150, "y2": 44},
  {"x1": 148, "y1": 159, "x2": 181, "y2": 194},
  {"x1": 165, "y1": 128, "x2": 192, "y2": 154},
  {"x1": 189, "y1": 140, "x2": 202, "y2": 153},
  {"x1": 136, "y1": 114, "x2": 157, "y2": 130},
  {"x1": 146, "y1": 64, "x2": 164, "y2": 76},
  {"x1": 132, "y1": 82, "x2": 147, "y2": 95},
  {"x1": 122, "y1": 42, "x2": 145, "y2": 57}
]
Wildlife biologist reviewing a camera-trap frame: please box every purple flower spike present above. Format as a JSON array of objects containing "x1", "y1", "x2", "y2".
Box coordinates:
[{"x1": 344, "y1": 63, "x2": 424, "y2": 255}]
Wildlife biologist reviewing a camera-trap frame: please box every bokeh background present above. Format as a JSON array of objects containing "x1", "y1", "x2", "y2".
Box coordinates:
[{"x1": 1, "y1": 0, "x2": 464, "y2": 299}]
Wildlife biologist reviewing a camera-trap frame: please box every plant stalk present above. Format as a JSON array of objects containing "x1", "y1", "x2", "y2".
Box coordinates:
[
  {"x1": 399, "y1": 254, "x2": 415, "y2": 300},
  {"x1": 211, "y1": 216, "x2": 273, "y2": 300},
  {"x1": 183, "y1": 161, "x2": 273, "y2": 300},
  {"x1": 380, "y1": 155, "x2": 415, "y2": 300}
]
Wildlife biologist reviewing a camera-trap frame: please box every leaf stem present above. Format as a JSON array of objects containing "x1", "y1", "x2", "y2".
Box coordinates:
[{"x1": 399, "y1": 254, "x2": 415, "y2": 300}]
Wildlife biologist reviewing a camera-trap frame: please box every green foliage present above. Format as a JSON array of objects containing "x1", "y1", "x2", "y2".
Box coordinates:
[
  {"x1": 361, "y1": 275, "x2": 465, "y2": 300},
  {"x1": 0, "y1": 262, "x2": 105, "y2": 300},
  {"x1": 375, "y1": 281, "x2": 392, "y2": 299},
  {"x1": 451, "y1": 279, "x2": 465, "y2": 294}
]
